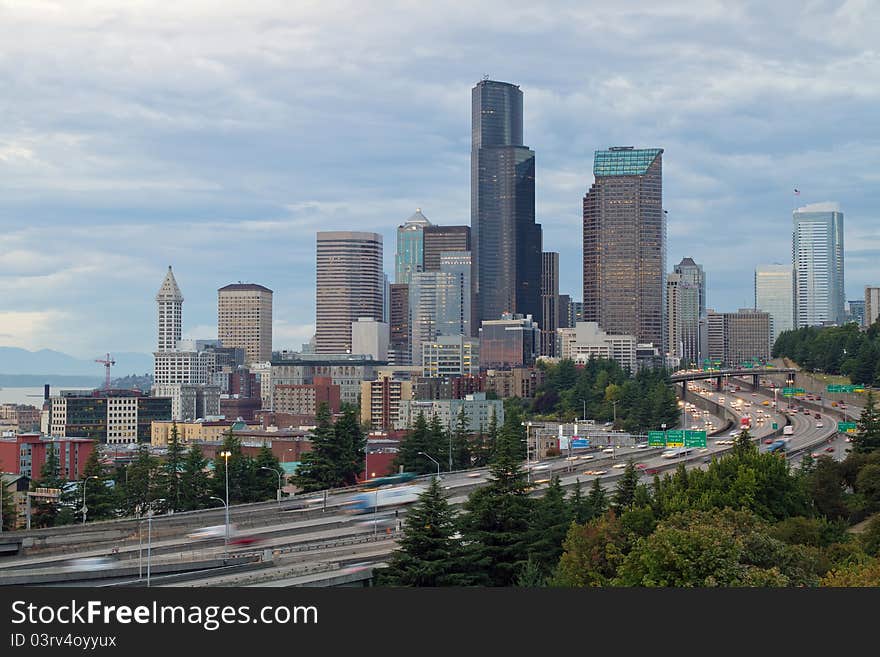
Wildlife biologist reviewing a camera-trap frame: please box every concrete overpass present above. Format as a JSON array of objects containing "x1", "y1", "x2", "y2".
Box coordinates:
[{"x1": 670, "y1": 367, "x2": 797, "y2": 397}]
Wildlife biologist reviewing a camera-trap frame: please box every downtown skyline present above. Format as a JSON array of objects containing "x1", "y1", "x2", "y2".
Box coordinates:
[{"x1": 2, "y1": 2, "x2": 879, "y2": 359}]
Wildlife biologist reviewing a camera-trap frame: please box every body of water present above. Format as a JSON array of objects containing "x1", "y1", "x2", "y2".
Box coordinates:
[{"x1": 0, "y1": 386, "x2": 89, "y2": 406}]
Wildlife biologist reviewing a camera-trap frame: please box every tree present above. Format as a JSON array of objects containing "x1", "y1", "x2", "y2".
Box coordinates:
[
  {"x1": 426, "y1": 413, "x2": 448, "y2": 472},
  {"x1": 161, "y1": 422, "x2": 186, "y2": 510},
  {"x1": 178, "y1": 445, "x2": 211, "y2": 511},
  {"x1": 253, "y1": 445, "x2": 283, "y2": 502},
  {"x1": 613, "y1": 462, "x2": 639, "y2": 511},
  {"x1": 859, "y1": 515, "x2": 880, "y2": 557},
  {"x1": 293, "y1": 403, "x2": 345, "y2": 492},
  {"x1": 853, "y1": 391, "x2": 880, "y2": 454},
  {"x1": 552, "y1": 512, "x2": 627, "y2": 587},
  {"x1": 395, "y1": 412, "x2": 433, "y2": 474},
  {"x1": 821, "y1": 557, "x2": 880, "y2": 586},
  {"x1": 450, "y1": 407, "x2": 472, "y2": 470},
  {"x1": 376, "y1": 478, "x2": 466, "y2": 586},
  {"x1": 333, "y1": 404, "x2": 366, "y2": 487},
  {"x1": 212, "y1": 430, "x2": 252, "y2": 503},
  {"x1": 587, "y1": 477, "x2": 608, "y2": 516},
  {"x1": 527, "y1": 475, "x2": 571, "y2": 577},
  {"x1": 1, "y1": 479, "x2": 16, "y2": 531},
  {"x1": 117, "y1": 445, "x2": 162, "y2": 517},
  {"x1": 76, "y1": 449, "x2": 116, "y2": 523},
  {"x1": 809, "y1": 456, "x2": 848, "y2": 519},
  {"x1": 30, "y1": 443, "x2": 65, "y2": 528}
]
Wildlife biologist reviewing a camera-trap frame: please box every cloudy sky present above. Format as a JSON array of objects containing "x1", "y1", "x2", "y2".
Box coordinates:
[{"x1": 1, "y1": 0, "x2": 878, "y2": 360}]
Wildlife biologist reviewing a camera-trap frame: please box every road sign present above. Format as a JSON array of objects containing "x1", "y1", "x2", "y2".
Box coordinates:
[
  {"x1": 838, "y1": 421, "x2": 857, "y2": 434},
  {"x1": 782, "y1": 387, "x2": 806, "y2": 397},
  {"x1": 772, "y1": 422, "x2": 778, "y2": 430},
  {"x1": 684, "y1": 430, "x2": 707, "y2": 448},
  {"x1": 648, "y1": 431, "x2": 666, "y2": 447},
  {"x1": 665, "y1": 430, "x2": 684, "y2": 447},
  {"x1": 570, "y1": 439, "x2": 590, "y2": 449},
  {"x1": 828, "y1": 384, "x2": 867, "y2": 393}
]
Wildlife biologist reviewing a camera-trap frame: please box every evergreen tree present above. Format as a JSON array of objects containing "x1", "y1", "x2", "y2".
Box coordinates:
[
  {"x1": 613, "y1": 462, "x2": 640, "y2": 511},
  {"x1": 76, "y1": 449, "x2": 116, "y2": 523},
  {"x1": 853, "y1": 391, "x2": 880, "y2": 454},
  {"x1": 515, "y1": 556, "x2": 548, "y2": 587},
  {"x1": 457, "y1": 429, "x2": 534, "y2": 586},
  {"x1": 451, "y1": 407, "x2": 472, "y2": 470},
  {"x1": 292, "y1": 403, "x2": 343, "y2": 492},
  {"x1": 162, "y1": 422, "x2": 186, "y2": 510},
  {"x1": 178, "y1": 445, "x2": 211, "y2": 511},
  {"x1": 376, "y1": 478, "x2": 466, "y2": 586},
  {"x1": 587, "y1": 477, "x2": 608, "y2": 516},
  {"x1": 427, "y1": 413, "x2": 448, "y2": 472},
  {"x1": 118, "y1": 445, "x2": 162, "y2": 517},
  {"x1": 212, "y1": 430, "x2": 253, "y2": 503},
  {"x1": 568, "y1": 478, "x2": 595, "y2": 524},
  {"x1": 1, "y1": 479, "x2": 16, "y2": 531},
  {"x1": 527, "y1": 475, "x2": 571, "y2": 576},
  {"x1": 333, "y1": 404, "x2": 366, "y2": 487},
  {"x1": 253, "y1": 445, "x2": 284, "y2": 501},
  {"x1": 395, "y1": 412, "x2": 433, "y2": 474},
  {"x1": 30, "y1": 443, "x2": 65, "y2": 528}
]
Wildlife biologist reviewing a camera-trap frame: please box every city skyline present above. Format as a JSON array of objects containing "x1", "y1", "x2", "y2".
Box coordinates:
[{"x1": 2, "y1": 2, "x2": 879, "y2": 358}]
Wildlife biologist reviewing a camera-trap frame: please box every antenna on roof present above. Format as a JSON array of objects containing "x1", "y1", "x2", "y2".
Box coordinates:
[{"x1": 482, "y1": 74, "x2": 490, "y2": 81}]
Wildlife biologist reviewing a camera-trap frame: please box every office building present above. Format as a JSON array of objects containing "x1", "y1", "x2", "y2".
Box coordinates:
[
  {"x1": 0, "y1": 434, "x2": 95, "y2": 481},
  {"x1": 569, "y1": 301, "x2": 584, "y2": 328},
  {"x1": 397, "y1": 393, "x2": 504, "y2": 432},
  {"x1": 361, "y1": 376, "x2": 414, "y2": 431},
  {"x1": 351, "y1": 317, "x2": 390, "y2": 361},
  {"x1": 541, "y1": 252, "x2": 560, "y2": 357},
  {"x1": 484, "y1": 367, "x2": 545, "y2": 399},
  {"x1": 315, "y1": 231, "x2": 384, "y2": 354},
  {"x1": 558, "y1": 294, "x2": 572, "y2": 329},
  {"x1": 471, "y1": 79, "x2": 542, "y2": 327},
  {"x1": 793, "y1": 203, "x2": 845, "y2": 327},
  {"x1": 156, "y1": 266, "x2": 183, "y2": 352},
  {"x1": 48, "y1": 390, "x2": 171, "y2": 444},
  {"x1": 421, "y1": 335, "x2": 480, "y2": 378},
  {"x1": 667, "y1": 267, "x2": 703, "y2": 366},
  {"x1": 865, "y1": 287, "x2": 880, "y2": 327},
  {"x1": 847, "y1": 300, "x2": 865, "y2": 326},
  {"x1": 583, "y1": 147, "x2": 665, "y2": 349},
  {"x1": 273, "y1": 377, "x2": 341, "y2": 418},
  {"x1": 271, "y1": 354, "x2": 385, "y2": 406},
  {"x1": 409, "y1": 252, "x2": 472, "y2": 365},
  {"x1": 423, "y1": 225, "x2": 471, "y2": 272},
  {"x1": 151, "y1": 384, "x2": 220, "y2": 422},
  {"x1": 389, "y1": 283, "x2": 411, "y2": 365},
  {"x1": 218, "y1": 283, "x2": 273, "y2": 364},
  {"x1": 705, "y1": 309, "x2": 771, "y2": 367},
  {"x1": 755, "y1": 264, "x2": 794, "y2": 349},
  {"x1": 395, "y1": 209, "x2": 431, "y2": 284},
  {"x1": 479, "y1": 313, "x2": 540, "y2": 369},
  {"x1": 557, "y1": 322, "x2": 637, "y2": 372}
]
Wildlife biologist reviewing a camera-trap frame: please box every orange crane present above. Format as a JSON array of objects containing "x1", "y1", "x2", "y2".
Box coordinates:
[{"x1": 95, "y1": 353, "x2": 116, "y2": 390}]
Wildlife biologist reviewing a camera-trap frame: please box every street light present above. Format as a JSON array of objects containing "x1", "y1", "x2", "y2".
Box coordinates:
[
  {"x1": 521, "y1": 421, "x2": 533, "y2": 484},
  {"x1": 80, "y1": 475, "x2": 98, "y2": 525},
  {"x1": 209, "y1": 496, "x2": 229, "y2": 557},
  {"x1": 417, "y1": 451, "x2": 440, "y2": 479},
  {"x1": 219, "y1": 449, "x2": 232, "y2": 556},
  {"x1": 145, "y1": 498, "x2": 166, "y2": 587},
  {"x1": 260, "y1": 466, "x2": 283, "y2": 506}
]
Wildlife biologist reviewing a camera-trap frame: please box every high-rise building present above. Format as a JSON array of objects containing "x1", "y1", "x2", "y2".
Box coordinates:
[
  {"x1": 218, "y1": 283, "x2": 273, "y2": 364},
  {"x1": 315, "y1": 231, "x2": 384, "y2": 354},
  {"x1": 408, "y1": 252, "x2": 472, "y2": 365},
  {"x1": 583, "y1": 147, "x2": 665, "y2": 350},
  {"x1": 421, "y1": 335, "x2": 480, "y2": 378},
  {"x1": 541, "y1": 252, "x2": 560, "y2": 357},
  {"x1": 568, "y1": 301, "x2": 584, "y2": 328},
  {"x1": 865, "y1": 287, "x2": 880, "y2": 327},
  {"x1": 674, "y1": 257, "x2": 706, "y2": 318},
  {"x1": 351, "y1": 317, "x2": 390, "y2": 361},
  {"x1": 666, "y1": 273, "x2": 683, "y2": 363},
  {"x1": 479, "y1": 313, "x2": 540, "y2": 369},
  {"x1": 395, "y1": 209, "x2": 431, "y2": 284},
  {"x1": 792, "y1": 203, "x2": 845, "y2": 327},
  {"x1": 423, "y1": 225, "x2": 471, "y2": 272},
  {"x1": 705, "y1": 309, "x2": 771, "y2": 367},
  {"x1": 557, "y1": 294, "x2": 572, "y2": 329},
  {"x1": 156, "y1": 266, "x2": 183, "y2": 352},
  {"x1": 667, "y1": 258, "x2": 705, "y2": 365},
  {"x1": 471, "y1": 79, "x2": 542, "y2": 328},
  {"x1": 847, "y1": 300, "x2": 865, "y2": 326},
  {"x1": 557, "y1": 322, "x2": 637, "y2": 372},
  {"x1": 389, "y1": 283, "x2": 411, "y2": 365},
  {"x1": 755, "y1": 264, "x2": 794, "y2": 349}
]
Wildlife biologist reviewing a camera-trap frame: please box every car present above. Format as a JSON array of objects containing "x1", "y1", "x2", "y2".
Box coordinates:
[
  {"x1": 533, "y1": 478, "x2": 551, "y2": 485},
  {"x1": 635, "y1": 463, "x2": 648, "y2": 469},
  {"x1": 602, "y1": 448, "x2": 614, "y2": 454},
  {"x1": 636, "y1": 443, "x2": 649, "y2": 449},
  {"x1": 187, "y1": 524, "x2": 230, "y2": 541},
  {"x1": 61, "y1": 557, "x2": 116, "y2": 573},
  {"x1": 467, "y1": 472, "x2": 482, "y2": 478},
  {"x1": 592, "y1": 470, "x2": 607, "y2": 476},
  {"x1": 762, "y1": 401, "x2": 770, "y2": 406},
  {"x1": 699, "y1": 448, "x2": 709, "y2": 453},
  {"x1": 816, "y1": 423, "x2": 823, "y2": 428},
  {"x1": 825, "y1": 446, "x2": 835, "y2": 452},
  {"x1": 612, "y1": 463, "x2": 627, "y2": 469},
  {"x1": 764, "y1": 438, "x2": 774, "y2": 444},
  {"x1": 580, "y1": 455, "x2": 594, "y2": 460},
  {"x1": 831, "y1": 401, "x2": 838, "y2": 407},
  {"x1": 811, "y1": 452, "x2": 822, "y2": 458}
]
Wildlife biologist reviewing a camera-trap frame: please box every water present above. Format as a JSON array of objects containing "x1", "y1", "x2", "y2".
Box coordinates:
[{"x1": 0, "y1": 387, "x2": 49, "y2": 406}]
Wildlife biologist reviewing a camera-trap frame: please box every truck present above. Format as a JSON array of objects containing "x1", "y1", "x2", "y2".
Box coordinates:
[
  {"x1": 783, "y1": 425, "x2": 794, "y2": 436},
  {"x1": 346, "y1": 485, "x2": 425, "y2": 515},
  {"x1": 740, "y1": 416, "x2": 751, "y2": 429},
  {"x1": 766, "y1": 439, "x2": 787, "y2": 454}
]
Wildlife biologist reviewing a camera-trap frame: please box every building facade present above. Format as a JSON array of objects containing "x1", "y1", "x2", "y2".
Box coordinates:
[
  {"x1": 48, "y1": 391, "x2": 171, "y2": 444},
  {"x1": 479, "y1": 313, "x2": 541, "y2": 369},
  {"x1": 423, "y1": 225, "x2": 471, "y2": 273},
  {"x1": 361, "y1": 377, "x2": 414, "y2": 431},
  {"x1": 396, "y1": 393, "x2": 504, "y2": 432},
  {"x1": 557, "y1": 322, "x2": 637, "y2": 372},
  {"x1": 421, "y1": 335, "x2": 480, "y2": 378},
  {"x1": 471, "y1": 79, "x2": 542, "y2": 328},
  {"x1": 273, "y1": 377, "x2": 341, "y2": 417},
  {"x1": 706, "y1": 309, "x2": 771, "y2": 367},
  {"x1": 792, "y1": 203, "x2": 845, "y2": 328},
  {"x1": 151, "y1": 384, "x2": 220, "y2": 422},
  {"x1": 583, "y1": 147, "x2": 665, "y2": 350},
  {"x1": 865, "y1": 287, "x2": 880, "y2": 327},
  {"x1": 395, "y1": 209, "x2": 431, "y2": 284},
  {"x1": 271, "y1": 354, "x2": 384, "y2": 406},
  {"x1": 755, "y1": 264, "x2": 794, "y2": 350},
  {"x1": 315, "y1": 231, "x2": 384, "y2": 354},
  {"x1": 218, "y1": 283, "x2": 273, "y2": 364},
  {"x1": 351, "y1": 317, "x2": 390, "y2": 361},
  {"x1": 541, "y1": 251, "x2": 560, "y2": 357},
  {"x1": 0, "y1": 434, "x2": 95, "y2": 480}
]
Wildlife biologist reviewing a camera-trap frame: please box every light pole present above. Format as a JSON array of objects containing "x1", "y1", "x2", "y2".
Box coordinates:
[
  {"x1": 581, "y1": 399, "x2": 587, "y2": 422},
  {"x1": 80, "y1": 475, "x2": 98, "y2": 525},
  {"x1": 220, "y1": 450, "x2": 231, "y2": 553},
  {"x1": 418, "y1": 451, "x2": 440, "y2": 479},
  {"x1": 145, "y1": 498, "x2": 166, "y2": 587},
  {"x1": 209, "y1": 496, "x2": 229, "y2": 557},
  {"x1": 611, "y1": 399, "x2": 619, "y2": 428},
  {"x1": 521, "y1": 421, "x2": 533, "y2": 484},
  {"x1": 260, "y1": 466, "x2": 283, "y2": 506}
]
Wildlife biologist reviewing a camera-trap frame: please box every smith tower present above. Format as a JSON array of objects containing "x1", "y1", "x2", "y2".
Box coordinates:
[{"x1": 471, "y1": 79, "x2": 542, "y2": 328}]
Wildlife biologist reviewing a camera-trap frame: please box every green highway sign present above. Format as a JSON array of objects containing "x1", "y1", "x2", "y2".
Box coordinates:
[
  {"x1": 665, "y1": 430, "x2": 684, "y2": 447},
  {"x1": 838, "y1": 421, "x2": 857, "y2": 434},
  {"x1": 648, "y1": 431, "x2": 666, "y2": 447},
  {"x1": 828, "y1": 384, "x2": 867, "y2": 393},
  {"x1": 684, "y1": 430, "x2": 707, "y2": 448},
  {"x1": 782, "y1": 387, "x2": 806, "y2": 397},
  {"x1": 772, "y1": 422, "x2": 778, "y2": 430}
]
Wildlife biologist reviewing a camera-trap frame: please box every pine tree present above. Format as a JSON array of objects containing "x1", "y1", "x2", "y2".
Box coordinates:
[
  {"x1": 568, "y1": 478, "x2": 595, "y2": 524},
  {"x1": 179, "y1": 445, "x2": 211, "y2": 511},
  {"x1": 334, "y1": 404, "x2": 366, "y2": 486},
  {"x1": 76, "y1": 449, "x2": 116, "y2": 523},
  {"x1": 587, "y1": 477, "x2": 608, "y2": 516},
  {"x1": 253, "y1": 445, "x2": 283, "y2": 501},
  {"x1": 1, "y1": 478, "x2": 16, "y2": 531},
  {"x1": 293, "y1": 403, "x2": 346, "y2": 492},
  {"x1": 427, "y1": 413, "x2": 448, "y2": 472},
  {"x1": 118, "y1": 445, "x2": 162, "y2": 517},
  {"x1": 212, "y1": 429, "x2": 254, "y2": 503},
  {"x1": 451, "y1": 407, "x2": 472, "y2": 470},
  {"x1": 376, "y1": 478, "x2": 466, "y2": 586},
  {"x1": 162, "y1": 422, "x2": 186, "y2": 510},
  {"x1": 853, "y1": 391, "x2": 880, "y2": 454},
  {"x1": 30, "y1": 443, "x2": 65, "y2": 528},
  {"x1": 527, "y1": 475, "x2": 571, "y2": 576},
  {"x1": 613, "y1": 462, "x2": 639, "y2": 511},
  {"x1": 395, "y1": 412, "x2": 433, "y2": 474}
]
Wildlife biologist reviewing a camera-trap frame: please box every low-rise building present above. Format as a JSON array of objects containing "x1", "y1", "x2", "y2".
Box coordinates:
[
  {"x1": 0, "y1": 433, "x2": 95, "y2": 480},
  {"x1": 421, "y1": 335, "x2": 480, "y2": 378},
  {"x1": 484, "y1": 368, "x2": 545, "y2": 399},
  {"x1": 396, "y1": 392, "x2": 503, "y2": 432},
  {"x1": 557, "y1": 322, "x2": 637, "y2": 372},
  {"x1": 361, "y1": 376, "x2": 414, "y2": 431},
  {"x1": 49, "y1": 390, "x2": 172, "y2": 444},
  {"x1": 150, "y1": 420, "x2": 256, "y2": 447},
  {"x1": 273, "y1": 377, "x2": 341, "y2": 417}
]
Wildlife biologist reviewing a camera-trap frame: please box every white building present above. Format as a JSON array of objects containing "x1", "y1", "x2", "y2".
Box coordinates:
[
  {"x1": 557, "y1": 322, "x2": 637, "y2": 372},
  {"x1": 421, "y1": 335, "x2": 480, "y2": 378},
  {"x1": 396, "y1": 393, "x2": 503, "y2": 432},
  {"x1": 865, "y1": 286, "x2": 880, "y2": 328},
  {"x1": 755, "y1": 264, "x2": 794, "y2": 349},
  {"x1": 793, "y1": 202, "x2": 845, "y2": 327},
  {"x1": 351, "y1": 317, "x2": 390, "y2": 361},
  {"x1": 151, "y1": 384, "x2": 220, "y2": 422}
]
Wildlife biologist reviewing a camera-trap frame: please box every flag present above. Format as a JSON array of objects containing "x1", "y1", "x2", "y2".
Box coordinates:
[{"x1": 794, "y1": 188, "x2": 800, "y2": 195}]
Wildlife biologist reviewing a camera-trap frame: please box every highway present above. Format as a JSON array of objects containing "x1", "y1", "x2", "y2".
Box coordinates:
[{"x1": 0, "y1": 378, "x2": 853, "y2": 586}]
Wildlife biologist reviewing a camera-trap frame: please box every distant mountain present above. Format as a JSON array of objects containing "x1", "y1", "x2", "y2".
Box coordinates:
[{"x1": 0, "y1": 347, "x2": 153, "y2": 377}]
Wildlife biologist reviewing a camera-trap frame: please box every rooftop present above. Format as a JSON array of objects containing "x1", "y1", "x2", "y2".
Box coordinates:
[
  {"x1": 218, "y1": 283, "x2": 273, "y2": 293},
  {"x1": 593, "y1": 147, "x2": 663, "y2": 177}
]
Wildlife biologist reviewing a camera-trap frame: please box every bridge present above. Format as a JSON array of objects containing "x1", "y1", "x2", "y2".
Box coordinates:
[{"x1": 670, "y1": 367, "x2": 798, "y2": 398}]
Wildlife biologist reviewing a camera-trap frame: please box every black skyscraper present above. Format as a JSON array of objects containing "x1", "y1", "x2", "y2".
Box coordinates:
[{"x1": 471, "y1": 79, "x2": 542, "y2": 329}]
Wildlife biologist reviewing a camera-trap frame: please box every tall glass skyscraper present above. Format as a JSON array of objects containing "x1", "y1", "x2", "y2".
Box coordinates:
[
  {"x1": 755, "y1": 264, "x2": 794, "y2": 349},
  {"x1": 583, "y1": 147, "x2": 665, "y2": 350},
  {"x1": 471, "y1": 79, "x2": 541, "y2": 327},
  {"x1": 792, "y1": 203, "x2": 845, "y2": 327},
  {"x1": 395, "y1": 209, "x2": 431, "y2": 284},
  {"x1": 671, "y1": 257, "x2": 706, "y2": 365}
]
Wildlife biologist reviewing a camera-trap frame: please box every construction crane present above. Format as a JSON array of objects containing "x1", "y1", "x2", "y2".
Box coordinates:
[{"x1": 95, "y1": 353, "x2": 116, "y2": 390}]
